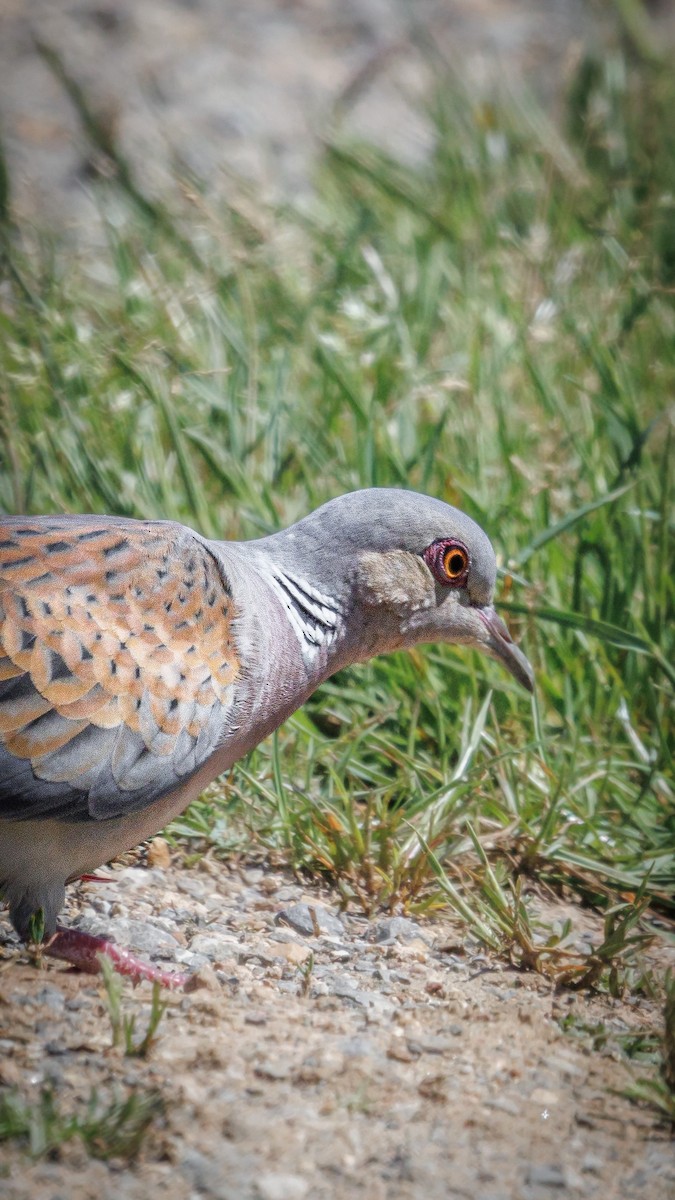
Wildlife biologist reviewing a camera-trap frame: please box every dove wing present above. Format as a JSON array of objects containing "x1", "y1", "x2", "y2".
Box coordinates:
[{"x1": 0, "y1": 515, "x2": 239, "y2": 821}]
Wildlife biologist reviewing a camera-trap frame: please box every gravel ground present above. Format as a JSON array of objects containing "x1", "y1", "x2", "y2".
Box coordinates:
[{"x1": 1, "y1": 847, "x2": 673, "y2": 1199}]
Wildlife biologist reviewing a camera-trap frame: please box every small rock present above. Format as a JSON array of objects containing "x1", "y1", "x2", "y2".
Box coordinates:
[
  {"x1": 275, "y1": 903, "x2": 344, "y2": 938},
  {"x1": 189, "y1": 933, "x2": 239, "y2": 957},
  {"x1": 44, "y1": 1041, "x2": 70, "y2": 1056},
  {"x1": 239, "y1": 942, "x2": 280, "y2": 967},
  {"x1": 183, "y1": 964, "x2": 220, "y2": 992},
  {"x1": 242, "y1": 867, "x2": 263, "y2": 885},
  {"x1": 275, "y1": 886, "x2": 301, "y2": 902},
  {"x1": 256, "y1": 1172, "x2": 309, "y2": 1200},
  {"x1": 180, "y1": 1147, "x2": 253, "y2": 1199},
  {"x1": 174, "y1": 950, "x2": 210, "y2": 971},
  {"x1": 341, "y1": 1036, "x2": 377, "y2": 1059},
  {"x1": 274, "y1": 941, "x2": 312, "y2": 966},
  {"x1": 260, "y1": 876, "x2": 280, "y2": 895},
  {"x1": 255, "y1": 1060, "x2": 293, "y2": 1081},
  {"x1": 35, "y1": 985, "x2": 66, "y2": 1011},
  {"x1": 309, "y1": 981, "x2": 329, "y2": 998},
  {"x1": 113, "y1": 865, "x2": 163, "y2": 891},
  {"x1": 146, "y1": 836, "x2": 171, "y2": 869},
  {"x1": 485, "y1": 1097, "x2": 520, "y2": 1116},
  {"x1": 435, "y1": 937, "x2": 466, "y2": 955},
  {"x1": 75, "y1": 916, "x2": 179, "y2": 959},
  {"x1": 390, "y1": 971, "x2": 411, "y2": 984},
  {"x1": 176, "y1": 875, "x2": 210, "y2": 899},
  {"x1": 329, "y1": 979, "x2": 372, "y2": 1007},
  {"x1": 370, "y1": 917, "x2": 426, "y2": 945},
  {"x1": 417, "y1": 1073, "x2": 448, "y2": 1101},
  {"x1": 525, "y1": 1164, "x2": 566, "y2": 1188},
  {"x1": 387, "y1": 1040, "x2": 417, "y2": 1062},
  {"x1": 407, "y1": 1034, "x2": 456, "y2": 1055},
  {"x1": 625, "y1": 1170, "x2": 648, "y2": 1190},
  {"x1": 0, "y1": 1060, "x2": 22, "y2": 1087},
  {"x1": 425, "y1": 979, "x2": 445, "y2": 995},
  {"x1": 529, "y1": 1088, "x2": 559, "y2": 1108},
  {"x1": 400, "y1": 941, "x2": 430, "y2": 961},
  {"x1": 328, "y1": 946, "x2": 352, "y2": 962},
  {"x1": 540, "y1": 1054, "x2": 584, "y2": 1078}
]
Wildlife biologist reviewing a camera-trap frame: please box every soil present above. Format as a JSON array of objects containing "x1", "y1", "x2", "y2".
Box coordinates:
[{"x1": 0, "y1": 848, "x2": 673, "y2": 1199}]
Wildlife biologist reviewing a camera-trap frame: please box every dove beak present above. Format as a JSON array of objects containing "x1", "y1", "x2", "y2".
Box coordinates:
[{"x1": 475, "y1": 607, "x2": 534, "y2": 693}]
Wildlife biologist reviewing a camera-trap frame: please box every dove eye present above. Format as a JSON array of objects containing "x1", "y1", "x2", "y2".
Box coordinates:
[
  {"x1": 423, "y1": 538, "x2": 470, "y2": 587},
  {"x1": 443, "y1": 547, "x2": 468, "y2": 579}
]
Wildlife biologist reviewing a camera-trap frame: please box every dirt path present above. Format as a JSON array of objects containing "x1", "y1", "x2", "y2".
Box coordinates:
[{"x1": 1, "y1": 852, "x2": 672, "y2": 1199}]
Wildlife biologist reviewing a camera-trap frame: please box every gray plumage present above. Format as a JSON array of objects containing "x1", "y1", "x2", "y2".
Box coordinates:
[{"x1": 0, "y1": 488, "x2": 533, "y2": 948}]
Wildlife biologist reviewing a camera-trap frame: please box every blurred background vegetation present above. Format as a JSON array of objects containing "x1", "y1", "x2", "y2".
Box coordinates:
[{"x1": 0, "y1": 2, "x2": 672, "y2": 978}]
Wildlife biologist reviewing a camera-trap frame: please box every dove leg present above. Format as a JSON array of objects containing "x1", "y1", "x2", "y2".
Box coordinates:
[
  {"x1": 2, "y1": 807, "x2": 201, "y2": 989},
  {"x1": 45, "y1": 926, "x2": 188, "y2": 990}
]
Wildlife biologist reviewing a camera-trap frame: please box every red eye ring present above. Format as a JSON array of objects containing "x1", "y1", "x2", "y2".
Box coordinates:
[{"x1": 423, "y1": 538, "x2": 470, "y2": 587}]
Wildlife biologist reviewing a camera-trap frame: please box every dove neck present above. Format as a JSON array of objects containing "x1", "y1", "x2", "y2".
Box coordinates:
[{"x1": 203, "y1": 541, "x2": 339, "y2": 756}]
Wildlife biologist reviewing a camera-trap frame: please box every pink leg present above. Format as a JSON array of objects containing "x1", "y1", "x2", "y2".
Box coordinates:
[{"x1": 45, "y1": 925, "x2": 189, "y2": 991}]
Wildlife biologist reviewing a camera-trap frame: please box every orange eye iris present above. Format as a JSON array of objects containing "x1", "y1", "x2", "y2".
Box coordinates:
[
  {"x1": 443, "y1": 547, "x2": 468, "y2": 580},
  {"x1": 423, "y1": 537, "x2": 471, "y2": 587}
]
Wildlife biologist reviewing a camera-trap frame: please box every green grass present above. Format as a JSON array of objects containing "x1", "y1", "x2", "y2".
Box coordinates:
[
  {"x1": 98, "y1": 956, "x2": 169, "y2": 1057},
  {"x1": 0, "y1": 1084, "x2": 165, "y2": 1161},
  {"x1": 1, "y1": 33, "x2": 673, "y2": 983}
]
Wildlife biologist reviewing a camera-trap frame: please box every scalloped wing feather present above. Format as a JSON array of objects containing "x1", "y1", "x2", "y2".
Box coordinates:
[{"x1": 0, "y1": 516, "x2": 239, "y2": 821}]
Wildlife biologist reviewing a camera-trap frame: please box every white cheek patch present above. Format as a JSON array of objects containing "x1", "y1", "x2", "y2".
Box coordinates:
[{"x1": 267, "y1": 570, "x2": 342, "y2": 666}]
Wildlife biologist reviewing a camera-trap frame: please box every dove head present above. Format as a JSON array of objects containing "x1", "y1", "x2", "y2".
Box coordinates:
[{"x1": 254, "y1": 488, "x2": 534, "y2": 691}]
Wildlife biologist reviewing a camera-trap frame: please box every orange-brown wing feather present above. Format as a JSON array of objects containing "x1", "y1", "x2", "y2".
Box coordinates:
[{"x1": 0, "y1": 516, "x2": 239, "y2": 820}]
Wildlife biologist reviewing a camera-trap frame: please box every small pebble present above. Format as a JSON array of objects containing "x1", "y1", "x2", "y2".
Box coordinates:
[
  {"x1": 370, "y1": 917, "x2": 425, "y2": 945},
  {"x1": 34, "y1": 986, "x2": 66, "y2": 1012},
  {"x1": 183, "y1": 964, "x2": 220, "y2": 992},
  {"x1": 525, "y1": 1164, "x2": 566, "y2": 1188},
  {"x1": 274, "y1": 941, "x2": 312, "y2": 966},
  {"x1": 407, "y1": 1034, "x2": 456, "y2": 1055},
  {"x1": 388, "y1": 1040, "x2": 417, "y2": 1062},
  {"x1": 275, "y1": 903, "x2": 344, "y2": 938},
  {"x1": 147, "y1": 837, "x2": 172, "y2": 869},
  {"x1": 485, "y1": 1097, "x2": 521, "y2": 1116},
  {"x1": 242, "y1": 868, "x2": 263, "y2": 885},
  {"x1": 328, "y1": 978, "x2": 373, "y2": 1007},
  {"x1": 257, "y1": 1173, "x2": 309, "y2": 1200},
  {"x1": 244, "y1": 1011, "x2": 267, "y2": 1025},
  {"x1": 255, "y1": 1060, "x2": 293, "y2": 1081}
]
